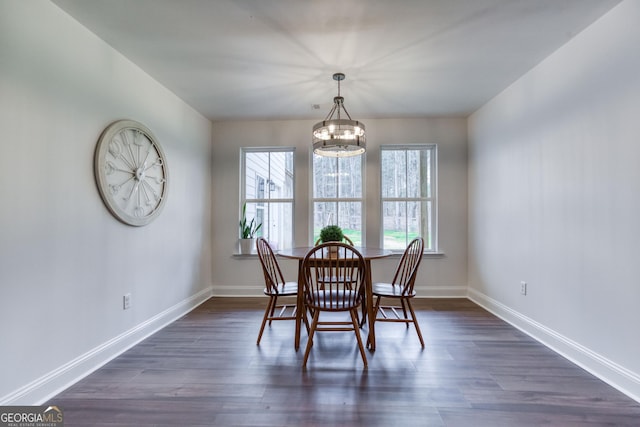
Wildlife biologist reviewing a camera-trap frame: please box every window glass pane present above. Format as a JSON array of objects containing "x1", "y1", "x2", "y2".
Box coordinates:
[
  {"x1": 338, "y1": 156, "x2": 362, "y2": 198},
  {"x1": 313, "y1": 201, "x2": 363, "y2": 245},
  {"x1": 313, "y1": 201, "x2": 337, "y2": 242},
  {"x1": 407, "y1": 201, "x2": 421, "y2": 239},
  {"x1": 243, "y1": 201, "x2": 263, "y2": 236},
  {"x1": 422, "y1": 150, "x2": 431, "y2": 198},
  {"x1": 381, "y1": 151, "x2": 393, "y2": 198},
  {"x1": 270, "y1": 151, "x2": 294, "y2": 199},
  {"x1": 242, "y1": 202, "x2": 293, "y2": 251},
  {"x1": 256, "y1": 176, "x2": 265, "y2": 199},
  {"x1": 260, "y1": 202, "x2": 292, "y2": 251},
  {"x1": 423, "y1": 200, "x2": 433, "y2": 251},
  {"x1": 313, "y1": 155, "x2": 337, "y2": 198},
  {"x1": 338, "y1": 202, "x2": 362, "y2": 246},
  {"x1": 381, "y1": 150, "x2": 406, "y2": 198},
  {"x1": 382, "y1": 201, "x2": 407, "y2": 250},
  {"x1": 407, "y1": 150, "x2": 420, "y2": 198},
  {"x1": 245, "y1": 152, "x2": 268, "y2": 199}
]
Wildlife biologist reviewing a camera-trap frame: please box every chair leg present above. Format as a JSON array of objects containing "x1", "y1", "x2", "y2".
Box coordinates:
[
  {"x1": 302, "y1": 305, "x2": 311, "y2": 335},
  {"x1": 302, "y1": 311, "x2": 320, "y2": 368},
  {"x1": 373, "y1": 296, "x2": 382, "y2": 318},
  {"x1": 358, "y1": 288, "x2": 367, "y2": 327},
  {"x1": 367, "y1": 296, "x2": 383, "y2": 347},
  {"x1": 351, "y1": 310, "x2": 368, "y2": 368},
  {"x1": 406, "y1": 299, "x2": 425, "y2": 348},
  {"x1": 400, "y1": 299, "x2": 409, "y2": 328},
  {"x1": 268, "y1": 295, "x2": 278, "y2": 326},
  {"x1": 257, "y1": 296, "x2": 276, "y2": 345}
]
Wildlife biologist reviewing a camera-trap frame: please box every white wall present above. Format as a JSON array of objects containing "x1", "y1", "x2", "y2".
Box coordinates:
[
  {"x1": 5, "y1": 0, "x2": 635, "y2": 408},
  {"x1": 468, "y1": 0, "x2": 640, "y2": 400},
  {"x1": 211, "y1": 117, "x2": 468, "y2": 297},
  {"x1": 0, "y1": 1, "x2": 213, "y2": 404}
]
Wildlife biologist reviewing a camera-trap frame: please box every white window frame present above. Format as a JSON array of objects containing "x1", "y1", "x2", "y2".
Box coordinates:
[
  {"x1": 241, "y1": 147, "x2": 295, "y2": 249},
  {"x1": 311, "y1": 153, "x2": 365, "y2": 246},
  {"x1": 380, "y1": 144, "x2": 437, "y2": 252}
]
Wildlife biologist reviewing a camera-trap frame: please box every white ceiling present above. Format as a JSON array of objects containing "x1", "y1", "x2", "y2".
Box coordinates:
[{"x1": 52, "y1": 0, "x2": 621, "y2": 121}]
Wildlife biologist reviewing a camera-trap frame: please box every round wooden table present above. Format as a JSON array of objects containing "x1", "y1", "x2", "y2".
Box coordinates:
[{"x1": 278, "y1": 246, "x2": 392, "y2": 351}]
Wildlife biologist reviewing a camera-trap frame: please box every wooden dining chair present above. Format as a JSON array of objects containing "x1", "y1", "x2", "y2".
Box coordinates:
[
  {"x1": 314, "y1": 235, "x2": 356, "y2": 281},
  {"x1": 301, "y1": 242, "x2": 368, "y2": 368},
  {"x1": 255, "y1": 237, "x2": 308, "y2": 345},
  {"x1": 371, "y1": 237, "x2": 425, "y2": 348}
]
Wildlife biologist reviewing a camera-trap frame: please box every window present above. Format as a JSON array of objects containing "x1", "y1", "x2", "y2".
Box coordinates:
[
  {"x1": 241, "y1": 148, "x2": 294, "y2": 250},
  {"x1": 381, "y1": 145, "x2": 436, "y2": 251},
  {"x1": 312, "y1": 154, "x2": 363, "y2": 245}
]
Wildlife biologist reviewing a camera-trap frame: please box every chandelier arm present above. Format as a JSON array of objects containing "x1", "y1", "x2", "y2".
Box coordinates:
[
  {"x1": 339, "y1": 103, "x2": 354, "y2": 121},
  {"x1": 324, "y1": 102, "x2": 338, "y2": 121}
]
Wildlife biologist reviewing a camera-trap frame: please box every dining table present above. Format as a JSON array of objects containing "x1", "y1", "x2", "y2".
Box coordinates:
[{"x1": 278, "y1": 246, "x2": 393, "y2": 352}]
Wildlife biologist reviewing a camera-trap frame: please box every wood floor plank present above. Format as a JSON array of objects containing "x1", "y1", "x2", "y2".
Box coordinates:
[{"x1": 48, "y1": 297, "x2": 640, "y2": 426}]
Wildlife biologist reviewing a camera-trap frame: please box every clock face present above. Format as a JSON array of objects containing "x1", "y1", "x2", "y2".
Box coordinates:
[{"x1": 94, "y1": 120, "x2": 168, "y2": 226}]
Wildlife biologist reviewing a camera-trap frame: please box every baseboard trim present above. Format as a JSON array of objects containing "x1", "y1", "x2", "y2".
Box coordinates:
[
  {"x1": 468, "y1": 288, "x2": 640, "y2": 403},
  {"x1": 1, "y1": 287, "x2": 213, "y2": 405},
  {"x1": 417, "y1": 285, "x2": 468, "y2": 298},
  {"x1": 212, "y1": 285, "x2": 264, "y2": 297}
]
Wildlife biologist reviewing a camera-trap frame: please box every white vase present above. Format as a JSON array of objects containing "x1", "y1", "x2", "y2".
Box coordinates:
[{"x1": 239, "y1": 238, "x2": 255, "y2": 254}]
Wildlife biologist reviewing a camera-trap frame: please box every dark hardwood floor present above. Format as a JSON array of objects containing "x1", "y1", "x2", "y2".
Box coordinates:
[{"x1": 49, "y1": 298, "x2": 640, "y2": 426}]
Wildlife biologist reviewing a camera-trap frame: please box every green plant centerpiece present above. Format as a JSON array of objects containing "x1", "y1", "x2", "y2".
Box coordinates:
[
  {"x1": 319, "y1": 225, "x2": 344, "y2": 256},
  {"x1": 319, "y1": 225, "x2": 344, "y2": 243},
  {"x1": 239, "y1": 203, "x2": 262, "y2": 254}
]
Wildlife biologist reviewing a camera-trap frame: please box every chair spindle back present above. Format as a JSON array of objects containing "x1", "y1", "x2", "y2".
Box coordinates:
[
  {"x1": 302, "y1": 243, "x2": 365, "y2": 311},
  {"x1": 391, "y1": 237, "x2": 424, "y2": 296},
  {"x1": 256, "y1": 237, "x2": 285, "y2": 294}
]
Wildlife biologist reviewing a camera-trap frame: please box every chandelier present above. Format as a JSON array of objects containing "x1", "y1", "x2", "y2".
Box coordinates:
[{"x1": 312, "y1": 73, "x2": 366, "y2": 157}]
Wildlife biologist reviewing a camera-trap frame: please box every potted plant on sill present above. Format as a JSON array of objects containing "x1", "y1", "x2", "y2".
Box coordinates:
[{"x1": 239, "y1": 203, "x2": 262, "y2": 254}]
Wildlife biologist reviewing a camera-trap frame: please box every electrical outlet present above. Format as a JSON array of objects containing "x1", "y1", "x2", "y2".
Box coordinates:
[
  {"x1": 123, "y1": 293, "x2": 131, "y2": 310},
  {"x1": 520, "y1": 281, "x2": 527, "y2": 295}
]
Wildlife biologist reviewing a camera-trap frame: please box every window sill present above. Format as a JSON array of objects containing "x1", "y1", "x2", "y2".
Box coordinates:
[
  {"x1": 386, "y1": 251, "x2": 445, "y2": 257},
  {"x1": 422, "y1": 251, "x2": 445, "y2": 258}
]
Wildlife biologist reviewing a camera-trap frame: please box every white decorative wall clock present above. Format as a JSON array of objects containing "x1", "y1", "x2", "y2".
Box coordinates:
[{"x1": 94, "y1": 120, "x2": 168, "y2": 226}]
